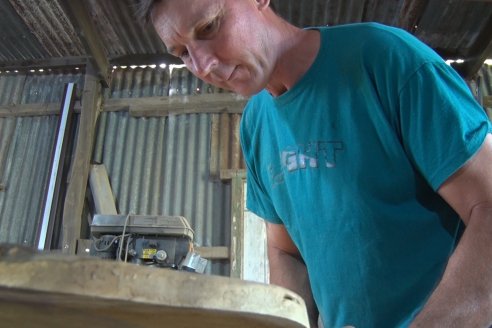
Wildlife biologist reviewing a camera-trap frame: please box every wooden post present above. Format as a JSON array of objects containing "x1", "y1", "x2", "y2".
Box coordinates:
[
  {"x1": 230, "y1": 175, "x2": 245, "y2": 278},
  {"x1": 61, "y1": 64, "x2": 102, "y2": 254}
]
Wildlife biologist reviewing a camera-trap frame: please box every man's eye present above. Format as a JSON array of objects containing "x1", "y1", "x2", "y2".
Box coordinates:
[
  {"x1": 199, "y1": 19, "x2": 219, "y2": 37},
  {"x1": 203, "y1": 21, "x2": 215, "y2": 33},
  {"x1": 179, "y1": 50, "x2": 190, "y2": 59}
]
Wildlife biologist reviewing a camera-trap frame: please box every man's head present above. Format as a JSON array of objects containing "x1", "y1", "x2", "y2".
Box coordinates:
[{"x1": 137, "y1": 0, "x2": 280, "y2": 96}]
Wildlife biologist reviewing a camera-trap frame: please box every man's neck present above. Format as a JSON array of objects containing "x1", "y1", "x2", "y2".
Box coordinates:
[{"x1": 266, "y1": 27, "x2": 321, "y2": 97}]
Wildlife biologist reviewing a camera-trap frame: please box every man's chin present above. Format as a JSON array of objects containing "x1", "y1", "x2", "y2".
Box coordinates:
[{"x1": 230, "y1": 83, "x2": 265, "y2": 97}]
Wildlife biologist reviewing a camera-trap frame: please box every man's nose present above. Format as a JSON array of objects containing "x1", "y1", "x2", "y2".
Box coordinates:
[{"x1": 188, "y1": 44, "x2": 218, "y2": 78}]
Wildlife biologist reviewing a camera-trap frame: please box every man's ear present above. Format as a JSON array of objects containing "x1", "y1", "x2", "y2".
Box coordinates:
[{"x1": 256, "y1": 0, "x2": 271, "y2": 11}]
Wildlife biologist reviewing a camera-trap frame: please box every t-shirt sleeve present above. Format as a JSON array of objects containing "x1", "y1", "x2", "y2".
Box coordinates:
[
  {"x1": 398, "y1": 61, "x2": 491, "y2": 191},
  {"x1": 240, "y1": 100, "x2": 283, "y2": 224}
]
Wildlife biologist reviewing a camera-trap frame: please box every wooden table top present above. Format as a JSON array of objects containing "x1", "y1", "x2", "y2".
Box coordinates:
[{"x1": 0, "y1": 245, "x2": 308, "y2": 328}]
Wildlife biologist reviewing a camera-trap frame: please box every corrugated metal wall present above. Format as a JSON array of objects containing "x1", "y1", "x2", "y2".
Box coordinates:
[
  {"x1": 0, "y1": 0, "x2": 48, "y2": 62},
  {"x1": 0, "y1": 70, "x2": 84, "y2": 246},
  {"x1": 0, "y1": 115, "x2": 58, "y2": 245},
  {"x1": 0, "y1": 65, "x2": 241, "y2": 276},
  {"x1": 1, "y1": 63, "x2": 491, "y2": 274},
  {"x1": 95, "y1": 65, "x2": 235, "y2": 276}
]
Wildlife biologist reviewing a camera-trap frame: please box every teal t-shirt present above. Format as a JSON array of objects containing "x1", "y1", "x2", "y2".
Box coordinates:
[{"x1": 240, "y1": 23, "x2": 490, "y2": 327}]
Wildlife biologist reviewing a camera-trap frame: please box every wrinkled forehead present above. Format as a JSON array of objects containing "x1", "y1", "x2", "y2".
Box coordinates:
[
  {"x1": 152, "y1": 0, "x2": 223, "y2": 47},
  {"x1": 152, "y1": 0, "x2": 222, "y2": 36}
]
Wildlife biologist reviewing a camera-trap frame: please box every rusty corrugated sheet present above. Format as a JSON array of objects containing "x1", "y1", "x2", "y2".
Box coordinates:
[
  {"x1": 8, "y1": 0, "x2": 84, "y2": 58},
  {"x1": 88, "y1": 0, "x2": 167, "y2": 59},
  {"x1": 271, "y1": 0, "x2": 492, "y2": 60},
  {"x1": 415, "y1": 0, "x2": 492, "y2": 58},
  {"x1": 1, "y1": 0, "x2": 491, "y2": 69},
  {"x1": 0, "y1": 0, "x2": 48, "y2": 63},
  {"x1": 272, "y1": 0, "x2": 404, "y2": 27}
]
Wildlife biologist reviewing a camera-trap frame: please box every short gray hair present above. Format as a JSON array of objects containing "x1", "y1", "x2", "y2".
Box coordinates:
[
  {"x1": 134, "y1": 0, "x2": 161, "y2": 25},
  {"x1": 134, "y1": 0, "x2": 276, "y2": 25}
]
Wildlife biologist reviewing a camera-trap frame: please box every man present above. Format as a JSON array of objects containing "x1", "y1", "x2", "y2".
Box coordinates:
[{"x1": 137, "y1": 0, "x2": 492, "y2": 327}]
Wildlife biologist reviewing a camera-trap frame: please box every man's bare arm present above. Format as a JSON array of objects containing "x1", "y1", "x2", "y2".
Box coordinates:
[
  {"x1": 410, "y1": 134, "x2": 492, "y2": 327},
  {"x1": 267, "y1": 222, "x2": 319, "y2": 327}
]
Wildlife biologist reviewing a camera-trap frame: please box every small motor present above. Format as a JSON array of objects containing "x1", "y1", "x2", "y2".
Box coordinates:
[{"x1": 90, "y1": 214, "x2": 207, "y2": 273}]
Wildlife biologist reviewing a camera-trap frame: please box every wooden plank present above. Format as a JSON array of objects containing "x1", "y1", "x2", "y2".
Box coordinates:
[
  {"x1": 209, "y1": 114, "x2": 221, "y2": 179},
  {"x1": 230, "y1": 176, "x2": 245, "y2": 279},
  {"x1": 89, "y1": 164, "x2": 117, "y2": 215},
  {"x1": 125, "y1": 93, "x2": 248, "y2": 116},
  {"x1": 219, "y1": 112, "x2": 231, "y2": 171},
  {"x1": 0, "y1": 56, "x2": 89, "y2": 71},
  {"x1": 0, "y1": 247, "x2": 309, "y2": 328},
  {"x1": 230, "y1": 114, "x2": 241, "y2": 170},
  {"x1": 61, "y1": 65, "x2": 102, "y2": 254},
  {"x1": 0, "y1": 117, "x2": 15, "y2": 181},
  {"x1": 0, "y1": 103, "x2": 82, "y2": 117},
  {"x1": 220, "y1": 169, "x2": 246, "y2": 181},
  {"x1": 195, "y1": 246, "x2": 230, "y2": 260},
  {"x1": 243, "y1": 208, "x2": 269, "y2": 283}
]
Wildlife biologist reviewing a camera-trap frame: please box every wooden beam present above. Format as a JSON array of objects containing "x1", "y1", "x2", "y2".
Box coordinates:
[
  {"x1": 114, "y1": 93, "x2": 248, "y2": 116},
  {"x1": 0, "y1": 57, "x2": 89, "y2": 72},
  {"x1": 0, "y1": 94, "x2": 246, "y2": 117},
  {"x1": 62, "y1": 1, "x2": 111, "y2": 86},
  {"x1": 220, "y1": 169, "x2": 246, "y2": 181},
  {"x1": 209, "y1": 114, "x2": 221, "y2": 179},
  {"x1": 110, "y1": 54, "x2": 183, "y2": 66},
  {"x1": 0, "y1": 103, "x2": 82, "y2": 117},
  {"x1": 61, "y1": 64, "x2": 102, "y2": 254}
]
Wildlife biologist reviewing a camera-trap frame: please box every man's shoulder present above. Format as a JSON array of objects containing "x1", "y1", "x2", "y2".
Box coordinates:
[
  {"x1": 317, "y1": 22, "x2": 415, "y2": 46},
  {"x1": 241, "y1": 90, "x2": 273, "y2": 133},
  {"x1": 243, "y1": 90, "x2": 273, "y2": 117}
]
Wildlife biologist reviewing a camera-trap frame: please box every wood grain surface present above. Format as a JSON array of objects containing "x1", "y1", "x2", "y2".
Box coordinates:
[{"x1": 0, "y1": 245, "x2": 309, "y2": 328}]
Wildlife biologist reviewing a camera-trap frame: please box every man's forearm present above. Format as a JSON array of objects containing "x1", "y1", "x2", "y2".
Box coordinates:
[
  {"x1": 410, "y1": 205, "x2": 492, "y2": 327},
  {"x1": 268, "y1": 246, "x2": 319, "y2": 327}
]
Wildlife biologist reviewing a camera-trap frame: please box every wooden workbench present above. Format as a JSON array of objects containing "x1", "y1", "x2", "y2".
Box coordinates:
[{"x1": 0, "y1": 245, "x2": 309, "y2": 328}]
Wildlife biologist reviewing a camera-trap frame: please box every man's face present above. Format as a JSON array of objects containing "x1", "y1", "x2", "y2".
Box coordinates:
[{"x1": 152, "y1": 0, "x2": 274, "y2": 96}]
